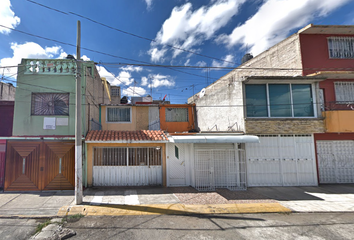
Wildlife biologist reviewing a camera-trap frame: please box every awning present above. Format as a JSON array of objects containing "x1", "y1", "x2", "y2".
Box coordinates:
[{"x1": 169, "y1": 135, "x2": 259, "y2": 143}]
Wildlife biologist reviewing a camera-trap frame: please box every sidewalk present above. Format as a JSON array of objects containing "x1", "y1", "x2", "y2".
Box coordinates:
[{"x1": 1, "y1": 184, "x2": 354, "y2": 218}]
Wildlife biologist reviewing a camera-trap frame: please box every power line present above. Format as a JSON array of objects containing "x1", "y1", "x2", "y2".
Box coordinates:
[{"x1": 26, "y1": 0, "x2": 239, "y2": 65}]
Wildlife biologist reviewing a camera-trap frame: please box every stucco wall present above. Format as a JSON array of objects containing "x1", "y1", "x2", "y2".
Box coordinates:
[
  {"x1": 245, "y1": 119, "x2": 325, "y2": 135},
  {"x1": 323, "y1": 111, "x2": 354, "y2": 132},
  {"x1": 136, "y1": 106, "x2": 149, "y2": 130},
  {"x1": 0, "y1": 82, "x2": 16, "y2": 101},
  {"x1": 189, "y1": 34, "x2": 303, "y2": 132},
  {"x1": 101, "y1": 105, "x2": 137, "y2": 131}
]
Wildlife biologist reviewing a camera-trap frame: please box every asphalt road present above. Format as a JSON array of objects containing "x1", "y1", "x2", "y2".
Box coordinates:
[
  {"x1": 65, "y1": 213, "x2": 354, "y2": 239},
  {"x1": 1, "y1": 213, "x2": 354, "y2": 240}
]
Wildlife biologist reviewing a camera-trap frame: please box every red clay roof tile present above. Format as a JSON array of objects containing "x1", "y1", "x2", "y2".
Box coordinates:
[{"x1": 85, "y1": 130, "x2": 168, "y2": 142}]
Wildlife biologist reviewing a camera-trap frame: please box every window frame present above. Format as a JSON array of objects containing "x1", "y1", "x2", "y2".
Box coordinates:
[
  {"x1": 327, "y1": 37, "x2": 354, "y2": 59},
  {"x1": 31, "y1": 92, "x2": 69, "y2": 116},
  {"x1": 106, "y1": 106, "x2": 132, "y2": 123},
  {"x1": 165, "y1": 107, "x2": 189, "y2": 122},
  {"x1": 334, "y1": 81, "x2": 354, "y2": 103},
  {"x1": 245, "y1": 83, "x2": 317, "y2": 118}
]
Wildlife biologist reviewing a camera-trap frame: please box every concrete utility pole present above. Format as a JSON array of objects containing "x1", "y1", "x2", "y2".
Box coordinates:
[{"x1": 75, "y1": 20, "x2": 83, "y2": 204}]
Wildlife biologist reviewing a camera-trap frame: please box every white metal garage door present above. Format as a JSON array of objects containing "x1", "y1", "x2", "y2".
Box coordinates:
[
  {"x1": 194, "y1": 144, "x2": 246, "y2": 191},
  {"x1": 93, "y1": 147, "x2": 162, "y2": 186},
  {"x1": 317, "y1": 141, "x2": 354, "y2": 183},
  {"x1": 246, "y1": 135, "x2": 317, "y2": 187}
]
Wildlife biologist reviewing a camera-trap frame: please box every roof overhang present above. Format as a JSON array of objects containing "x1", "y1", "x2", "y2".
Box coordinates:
[
  {"x1": 244, "y1": 76, "x2": 326, "y2": 84},
  {"x1": 85, "y1": 140, "x2": 168, "y2": 144},
  {"x1": 169, "y1": 134, "x2": 259, "y2": 143},
  {"x1": 307, "y1": 71, "x2": 354, "y2": 79},
  {"x1": 298, "y1": 24, "x2": 354, "y2": 35}
]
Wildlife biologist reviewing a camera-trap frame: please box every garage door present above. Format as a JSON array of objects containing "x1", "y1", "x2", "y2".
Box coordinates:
[
  {"x1": 317, "y1": 141, "x2": 354, "y2": 183},
  {"x1": 194, "y1": 144, "x2": 246, "y2": 191},
  {"x1": 5, "y1": 141, "x2": 75, "y2": 191},
  {"x1": 246, "y1": 135, "x2": 317, "y2": 187},
  {"x1": 93, "y1": 147, "x2": 162, "y2": 186}
]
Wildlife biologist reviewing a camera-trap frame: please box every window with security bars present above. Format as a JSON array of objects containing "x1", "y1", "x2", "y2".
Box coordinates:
[
  {"x1": 334, "y1": 82, "x2": 354, "y2": 103},
  {"x1": 328, "y1": 37, "x2": 354, "y2": 59},
  {"x1": 93, "y1": 147, "x2": 161, "y2": 166},
  {"x1": 31, "y1": 93, "x2": 69, "y2": 115},
  {"x1": 165, "y1": 108, "x2": 188, "y2": 122},
  {"x1": 107, "y1": 107, "x2": 131, "y2": 122},
  {"x1": 111, "y1": 87, "x2": 120, "y2": 97}
]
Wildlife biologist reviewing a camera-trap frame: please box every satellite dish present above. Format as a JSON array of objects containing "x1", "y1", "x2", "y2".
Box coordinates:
[{"x1": 199, "y1": 88, "x2": 206, "y2": 98}]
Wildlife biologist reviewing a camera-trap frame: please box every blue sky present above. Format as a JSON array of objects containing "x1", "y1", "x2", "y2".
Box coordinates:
[{"x1": 1, "y1": 0, "x2": 354, "y2": 103}]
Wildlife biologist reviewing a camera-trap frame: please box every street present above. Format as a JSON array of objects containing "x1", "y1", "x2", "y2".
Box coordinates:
[{"x1": 3, "y1": 212, "x2": 353, "y2": 240}]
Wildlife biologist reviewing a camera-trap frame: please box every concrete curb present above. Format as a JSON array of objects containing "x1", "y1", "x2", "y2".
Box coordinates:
[{"x1": 57, "y1": 202, "x2": 292, "y2": 216}]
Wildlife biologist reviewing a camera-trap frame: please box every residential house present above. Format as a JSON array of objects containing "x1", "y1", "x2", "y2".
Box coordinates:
[
  {"x1": 85, "y1": 96, "x2": 167, "y2": 187},
  {"x1": 0, "y1": 81, "x2": 16, "y2": 101},
  {"x1": 4, "y1": 58, "x2": 109, "y2": 191},
  {"x1": 189, "y1": 24, "x2": 354, "y2": 188}
]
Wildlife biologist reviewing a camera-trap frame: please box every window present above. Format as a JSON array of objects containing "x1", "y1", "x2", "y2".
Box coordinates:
[
  {"x1": 31, "y1": 93, "x2": 69, "y2": 115},
  {"x1": 328, "y1": 37, "x2": 354, "y2": 59},
  {"x1": 334, "y1": 82, "x2": 354, "y2": 103},
  {"x1": 245, "y1": 84, "x2": 314, "y2": 118},
  {"x1": 107, "y1": 107, "x2": 131, "y2": 122},
  {"x1": 111, "y1": 87, "x2": 120, "y2": 97},
  {"x1": 165, "y1": 108, "x2": 188, "y2": 122},
  {"x1": 93, "y1": 147, "x2": 161, "y2": 166}
]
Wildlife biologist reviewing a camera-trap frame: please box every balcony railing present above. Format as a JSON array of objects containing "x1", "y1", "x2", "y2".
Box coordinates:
[{"x1": 24, "y1": 59, "x2": 76, "y2": 75}]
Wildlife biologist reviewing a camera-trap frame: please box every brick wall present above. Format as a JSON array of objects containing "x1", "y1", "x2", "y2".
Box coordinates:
[{"x1": 245, "y1": 119, "x2": 325, "y2": 134}]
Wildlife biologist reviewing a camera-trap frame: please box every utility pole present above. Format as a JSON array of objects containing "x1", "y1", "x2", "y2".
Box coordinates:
[{"x1": 75, "y1": 20, "x2": 83, "y2": 204}]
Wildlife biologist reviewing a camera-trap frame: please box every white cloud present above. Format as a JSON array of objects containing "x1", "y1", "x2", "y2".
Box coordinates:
[
  {"x1": 218, "y1": 0, "x2": 351, "y2": 56},
  {"x1": 148, "y1": 47, "x2": 168, "y2": 62},
  {"x1": 144, "y1": 0, "x2": 153, "y2": 10},
  {"x1": 211, "y1": 54, "x2": 234, "y2": 68},
  {"x1": 122, "y1": 86, "x2": 147, "y2": 97},
  {"x1": 0, "y1": 0, "x2": 20, "y2": 34},
  {"x1": 0, "y1": 42, "x2": 64, "y2": 77},
  {"x1": 120, "y1": 65, "x2": 143, "y2": 72},
  {"x1": 149, "y1": 0, "x2": 246, "y2": 62},
  {"x1": 184, "y1": 59, "x2": 190, "y2": 66},
  {"x1": 196, "y1": 61, "x2": 207, "y2": 67},
  {"x1": 96, "y1": 66, "x2": 117, "y2": 84},
  {"x1": 141, "y1": 74, "x2": 175, "y2": 88}
]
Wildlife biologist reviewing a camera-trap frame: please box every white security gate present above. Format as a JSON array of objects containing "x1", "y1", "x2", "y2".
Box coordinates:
[
  {"x1": 166, "y1": 143, "x2": 187, "y2": 186},
  {"x1": 194, "y1": 144, "x2": 246, "y2": 191},
  {"x1": 317, "y1": 141, "x2": 354, "y2": 183},
  {"x1": 93, "y1": 147, "x2": 162, "y2": 186},
  {"x1": 246, "y1": 135, "x2": 317, "y2": 186}
]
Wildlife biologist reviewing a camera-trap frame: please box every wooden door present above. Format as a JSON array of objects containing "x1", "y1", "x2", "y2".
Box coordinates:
[{"x1": 4, "y1": 141, "x2": 75, "y2": 191}]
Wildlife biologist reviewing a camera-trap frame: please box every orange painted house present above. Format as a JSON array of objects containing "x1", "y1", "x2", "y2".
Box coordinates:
[{"x1": 159, "y1": 104, "x2": 197, "y2": 133}]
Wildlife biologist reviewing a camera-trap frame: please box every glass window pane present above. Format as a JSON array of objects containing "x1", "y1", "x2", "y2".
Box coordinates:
[
  {"x1": 165, "y1": 108, "x2": 188, "y2": 122},
  {"x1": 245, "y1": 84, "x2": 268, "y2": 117},
  {"x1": 107, "y1": 108, "x2": 130, "y2": 122},
  {"x1": 269, "y1": 84, "x2": 291, "y2": 117},
  {"x1": 292, "y1": 84, "x2": 314, "y2": 117}
]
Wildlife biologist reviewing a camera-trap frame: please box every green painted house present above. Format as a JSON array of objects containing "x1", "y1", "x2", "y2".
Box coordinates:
[{"x1": 4, "y1": 58, "x2": 110, "y2": 192}]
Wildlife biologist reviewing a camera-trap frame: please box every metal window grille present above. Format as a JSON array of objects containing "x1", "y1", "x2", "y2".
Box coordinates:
[
  {"x1": 165, "y1": 108, "x2": 188, "y2": 122},
  {"x1": 107, "y1": 107, "x2": 130, "y2": 122},
  {"x1": 328, "y1": 37, "x2": 354, "y2": 59},
  {"x1": 111, "y1": 87, "x2": 120, "y2": 97},
  {"x1": 334, "y1": 82, "x2": 354, "y2": 103},
  {"x1": 31, "y1": 93, "x2": 69, "y2": 115},
  {"x1": 94, "y1": 147, "x2": 161, "y2": 166}
]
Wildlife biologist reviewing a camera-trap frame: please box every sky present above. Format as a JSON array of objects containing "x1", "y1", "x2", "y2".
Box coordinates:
[{"x1": 1, "y1": 0, "x2": 354, "y2": 103}]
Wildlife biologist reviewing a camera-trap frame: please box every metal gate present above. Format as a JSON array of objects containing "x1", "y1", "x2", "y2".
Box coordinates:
[
  {"x1": 246, "y1": 135, "x2": 317, "y2": 186},
  {"x1": 93, "y1": 147, "x2": 162, "y2": 186},
  {"x1": 194, "y1": 144, "x2": 246, "y2": 191},
  {"x1": 317, "y1": 141, "x2": 354, "y2": 183}
]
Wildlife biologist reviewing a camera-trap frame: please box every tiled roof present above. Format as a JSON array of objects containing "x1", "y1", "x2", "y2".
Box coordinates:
[{"x1": 85, "y1": 130, "x2": 168, "y2": 142}]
